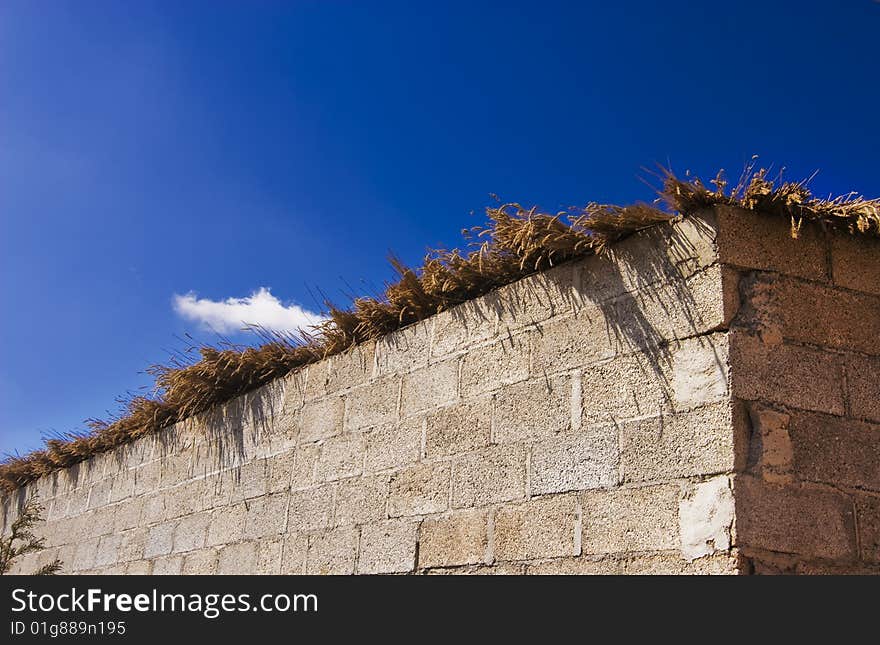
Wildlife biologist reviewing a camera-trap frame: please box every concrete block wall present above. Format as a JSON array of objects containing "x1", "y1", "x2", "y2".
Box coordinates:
[
  {"x1": 718, "y1": 206, "x2": 880, "y2": 574},
  {"x1": 2, "y1": 206, "x2": 877, "y2": 574}
]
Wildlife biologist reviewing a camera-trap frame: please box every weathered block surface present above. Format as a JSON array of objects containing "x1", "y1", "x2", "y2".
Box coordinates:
[
  {"x1": 581, "y1": 484, "x2": 679, "y2": 554},
  {"x1": 734, "y1": 476, "x2": 857, "y2": 561},
  {"x1": 493, "y1": 495, "x2": 580, "y2": 561}
]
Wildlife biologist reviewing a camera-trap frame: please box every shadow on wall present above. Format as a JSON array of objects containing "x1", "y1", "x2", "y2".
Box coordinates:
[
  {"x1": 519, "y1": 214, "x2": 723, "y2": 408},
  {"x1": 193, "y1": 378, "x2": 290, "y2": 480},
  {"x1": 359, "y1": 214, "x2": 724, "y2": 428},
  {"x1": 1, "y1": 216, "x2": 723, "y2": 522},
  {"x1": 597, "y1": 216, "x2": 720, "y2": 390}
]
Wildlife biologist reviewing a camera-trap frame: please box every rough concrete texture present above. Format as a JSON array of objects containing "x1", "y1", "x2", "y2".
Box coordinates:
[
  {"x1": 3, "y1": 207, "x2": 877, "y2": 575},
  {"x1": 721, "y1": 207, "x2": 880, "y2": 574},
  {"x1": 679, "y1": 476, "x2": 734, "y2": 561}
]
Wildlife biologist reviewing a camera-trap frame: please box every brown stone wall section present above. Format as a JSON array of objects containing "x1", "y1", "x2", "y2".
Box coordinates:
[{"x1": 720, "y1": 205, "x2": 880, "y2": 574}]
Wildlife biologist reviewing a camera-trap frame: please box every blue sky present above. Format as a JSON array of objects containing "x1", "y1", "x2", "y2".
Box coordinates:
[{"x1": 1, "y1": 1, "x2": 878, "y2": 456}]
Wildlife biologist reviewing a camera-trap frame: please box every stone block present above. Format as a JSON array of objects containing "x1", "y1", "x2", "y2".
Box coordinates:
[
  {"x1": 256, "y1": 409, "x2": 299, "y2": 460},
  {"x1": 419, "y1": 509, "x2": 489, "y2": 568},
  {"x1": 144, "y1": 521, "x2": 176, "y2": 558},
  {"x1": 172, "y1": 512, "x2": 211, "y2": 553},
  {"x1": 53, "y1": 543, "x2": 77, "y2": 570},
  {"x1": 315, "y1": 432, "x2": 365, "y2": 482},
  {"x1": 580, "y1": 351, "x2": 672, "y2": 425},
  {"x1": 847, "y1": 354, "x2": 880, "y2": 423},
  {"x1": 108, "y1": 472, "x2": 135, "y2": 504},
  {"x1": 290, "y1": 443, "x2": 320, "y2": 489},
  {"x1": 582, "y1": 484, "x2": 679, "y2": 554},
  {"x1": 375, "y1": 320, "x2": 432, "y2": 376},
  {"x1": 344, "y1": 378, "x2": 400, "y2": 430},
  {"x1": 734, "y1": 475, "x2": 856, "y2": 560},
  {"x1": 607, "y1": 265, "x2": 725, "y2": 351},
  {"x1": 226, "y1": 460, "x2": 268, "y2": 502},
  {"x1": 737, "y1": 274, "x2": 880, "y2": 356},
  {"x1": 254, "y1": 537, "x2": 283, "y2": 575},
  {"x1": 747, "y1": 404, "x2": 793, "y2": 483},
  {"x1": 495, "y1": 263, "x2": 578, "y2": 331},
  {"x1": 280, "y1": 366, "x2": 306, "y2": 414},
  {"x1": 357, "y1": 519, "x2": 418, "y2": 574},
  {"x1": 281, "y1": 533, "x2": 308, "y2": 574},
  {"x1": 71, "y1": 538, "x2": 98, "y2": 571},
  {"x1": 431, "y1": 298, "x2": 499, "y2": 358},
  {"x1": 493, "y1": 495, "x2": 580, "y2": 561},
  {"x1": 134, "y1": 461, "x2": 161, "y2": 496},
  {"x1": 330, "y1": 342, "x2": 376, "y2": 390},
  {"x1": 113, "y1": 497, "x2": 144, "y2": 532},
  {"x1": 87, "y1": 480, "x2": 113, "y2": 510},
  {"x1": 288, "y1": 485, "x2": 334, "y2": 533},
  {"x1": 307, "y1": 342, "x2": 376, "y2": 398},
  {"x1": 182, "y1": 549, "x2": 218, "y2": 575},
  {"x1": 125, "y1": 560, "x2": 152, "y2": 575},
  {"x1": 217, "y1": 541, "x2": 257, "y2": 575},
  {"x1": 94, "y1": 534, "x2": 122, "y2": 568},
  {"x1": 574, "y1": 214, "x2": 719, "y2": 307},
  {"x1": 163, "y1": 480, "x2": 206, "y2": 518},
  {"x1": 304, "y1": 361, "x2": 330, "y2": 401},
  {"x1": 400, "y1": 359, "x2": 459, "y2": 416},
  {"x1": 152, "y1": 555, "x2": 183, "y2": 575},
  {"x1": 729, "y1": 332, "x2": 845, "y2": 415},
  {"x1": 789, "y1": 411, "x2": 880, "y2": 492},
  {"x1": 199, "y1": 474, "x2": 228, "y2": 510},
  {"x1": 425, "y1": 399, "x2": 491, "y2": 458},
  {"x1": 494, "y1": 375, "x2": 571, "y2": 443},
  {"x1": 32, "y1": 547, "x2": 64, "y2": 573},
  {"x1": 530, "y1": 310, "x2": 617, "y2": 375},
  {"x1": 159, "y1": 453, "x2": 193, "y2": 489},
  {"x1": 530, "y1": 427, "x2": 619, "y2": 495},
  {"x1": 451, "y1": 445, "x2": 526, "y2": 508},
  {"x1": 85, "y1": 509, "x2": 115, "y2": 538},
  {"x1": 388, "y1": 462, "x2": 450, "y2": 517},
  {"x1": 306, "y1": 528, "x2": 358, "y2": 574},
  {"x1": 335, "y1": 475, "x2": 388, "y2": 527},
  {"x1": 619, "y1": 404, "x2": 735, "y2": 483},
  {"x1": 300, "y1": 396, "x2": 345, "y2": 443},
  {"x1": 621, "y1": 552, "x2": 739, "y2": 575},
  {"x1": 364, "y1": 418, "x2": 422, "y2": 472},
  {"x1": 855, "y1": 495, "x2": 880, "y2": 564},
  {"x1": 243, "y1": 493, "x2": 289, "y2": 539},
  {"x1": 460, "y1": 334, "x2": 530, "y2": 397},
  {"x1": 266, "y1": 450, "x2": 295, "y2": 493},
  {"x1": 830, "y1": 232, "x2": 880, "y2": 296},
  {"x1": 7, "y1": 551, "x2": 32, "y2": 575},
  {"x1": 206, "y1": 503, "x2": 245, "y2": 546},
  {"x1": 715, "y1": 205, "x2": 829, "y2": 281},
  {"x1": 679, "y1": 476, "x2": 734, "y2": 561},
  {"x1": 47, "y1": 494, "x2": 70, "y2": 522},
  {"x1": 525, "y1": 556, "x2": 622, "y2": 575},
  {"x1": 118, "y1": 437, "x2": 154, "y2": 471},
  {"x1": 85, "y1": 453, "x2": 111, "y2": 485},
  {"x1": 720, "y1": 265, "x2": 742, "y2": 326},
  {"x1": 672, "y1": 334, "x2": 729, "y2": 410},
  {"x1": 117, "y1": 528, "x2": 146, "y2": 563}
]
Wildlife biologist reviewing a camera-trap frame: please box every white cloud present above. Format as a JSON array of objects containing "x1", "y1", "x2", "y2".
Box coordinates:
[{"x1": 173, "y1": 287, "x2": 322, "y2": 334}]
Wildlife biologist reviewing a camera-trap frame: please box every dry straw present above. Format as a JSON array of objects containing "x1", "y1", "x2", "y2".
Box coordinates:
[{"x1": 1, "y1": 167, "x2": 877, "y2": 491}]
